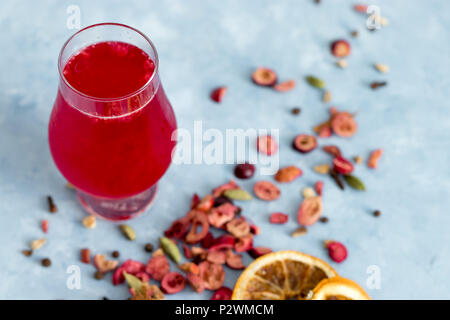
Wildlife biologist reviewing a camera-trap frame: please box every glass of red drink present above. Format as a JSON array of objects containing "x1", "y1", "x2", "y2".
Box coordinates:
[{"x1": 49, "y1": 23, "x2": 177, "y2": 221}]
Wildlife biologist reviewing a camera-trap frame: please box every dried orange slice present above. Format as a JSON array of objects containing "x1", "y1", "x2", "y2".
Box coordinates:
[
  {"x1": 232, "y1": 250, "x2": 337, "y2": 300},
  {"x1": 311, "y1": 277, "x2": 370, "y2": 300}
]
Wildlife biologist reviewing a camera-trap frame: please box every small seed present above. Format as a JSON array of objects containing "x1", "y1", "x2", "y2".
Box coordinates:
[
  {"x1": 119, "y1": 224, "x2": 136, "y2": 241},
  {"x1": 291, "y1": 107, "x2": 301, "y2": 115},
  {"x1": 353, "y1": 156, "x2": 363, "y2": 164},
  {"x1": 314, "y1": 164, "x2": 331, "y2": 175},
  {"x1": 374, "y1": 63, "x2": 389, "y2": 73},
  {"x1": 370, "y1": 81, "x2": 387, "y2": 89},
  {"x1": 22, "y1": 249, "x2": 33, "y2": 257},
  {"x1": 47, "y1": 196, "x2": 58, "y2": 213},
  {"x1": 351, "y1": 30, "x2": 358, "y2": 37},
  {"x1": 336, "y1": 60, "x2": 348, "y2": 68},
  {"x1": 343, "y1": 174, "x2": 366, "y2": 191},
  {"x1": 82, "y1": 215, "x2": 96, "y2": 229},
  {"x1": 373, "y1": 210, "x2": 381, "y2": 217},
  {"x1": 322, "y1": 90, "x2": 331, "y2": 103},
  {"x1": 291, "y1": 227, "x2": 307, "y2": 238},
  {"x1": 302, "y1": 187, "x2": 316, "y2": 198},
  {"x1": 112, "y1": 250, "x2": 120, "y2": 258},
  {"x1": 30, "y1": 238, "x2": 46, "y2": 251},
  {"x1": 94, "y1": 271, "x2": 105, "y2": 280},
  {"x1": 306, "y1": 76, "x2": 326, "y2": 89},
  {"x1": 223, "y1": 188, "x2": 253, "y2": 201},
  {"x1": 144, "y1": 243, "x2": 154, "y2": 252},
  {"x1": 320, "y1": 217, "x2": 329, "y2": 223},
  {"x1": 41, "y1": 258, "x2": 51, "y2": 267}
]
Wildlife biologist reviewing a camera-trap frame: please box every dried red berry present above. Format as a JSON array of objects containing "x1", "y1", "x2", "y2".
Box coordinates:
[
  {"x1": 185, "y1": 210, "x2": 210, "y2": 244},
  {"x1": 122, "y1": 259, "x2": 146, "y2": 274},
  {"x1": 196, "y1": 195, "x2": 215, "y2": 212},
  {"x1": 318, "y1": 126, "x2": 332, "y2": 138},
  {"x1": 235, "y1": 234, "x2": 253, "y2": 253},
  {"x1": 164, "y1": 217, "x2": 190, "y2": 239},
  {"x1": 210, "y1": 87, "x2": 227, "y2": 103},
  {"x1": 201, "y1": 232, "x2": 214, "y2": 249},
  {"x1": 80, "y1": 248, "x2": 91, "y2": 264},
  {"x1": 208, "y1": 203, "x2": 237, "y2": 228},
  {"x1": 198, "y1": 261, "x2": 225, "y2": 290},
  {"x1": 293, "y1": 134, "x2": 318, "y2": 153},
  {"x1": 183, "y1": 243, "x2": 192, "y2": 259},
  {"x1": 315, "y1": 181, "x2": 324, "y2": 196},
  {"x1": 333, "y1": 156, "x2": 354, "y2": 175},
  {"x1": 207, "y1": 250, "x2": 226, "y2": 265},
  {"x1": 274, "y1": 166, "x2": 302, "y2": 183},
  {"x1": 211, "y1": 287, "x2": 233, "y2": 300},
  {"x1": 161, "y1": 272, "x2": 186, "y2": 294},
  {"x1": 209, "y1": 235, "x2": 235, "y2": 251},
  {"x1": 191, "y1": 246, "x2": 208, "y2": 261},
  {"x1": 212, "y1": 180, "x2": 239, "y2": 197},
  {"x1": 41, "y1": 220, "x2": 49, "y2": 233},
  {"x1": 187, "y1": 272, "x2": 205, "y2": 293},
  {"x1": 250, "y1": 224, "x2": 260, "y2": 235},
  {"x1": 225, "y1": 250, "x2": 245, "y2": 270},
  {"x1": 368, "y1": 149, "x2": 383, "y2": 169},
  {"x1": 234, "y1": 163, "x2": 256, "y2": 179},
  {"x1": 269, "y1": 212, "x2": 289, "y2": 224},
  {"x1": 226, "y1": 217, "x2": 250, "y2": 238},
  {"x1": 274, "y1": 80, "x2": 296, "y2": 92},
  {"x1": 248, "y1": 247, "x2": 272, "y2": 259},
  {"x1": 145, "y1": 255, "x2": 170, "y2": 281},
  {"x1": 252, "y1": 67, "x2": 277, "y2": 86},
  {"x1": 257, "y1": 135, "x2": 278, "y2": 156},
  {"x1": 331, "y1": 112, "x2": 357, "y2": 137},
  {"x1": 213, "y1": 196, "x2": 233, "y2": 207},
  {"x1": 135, "y1": 272, "x2": 150, "y2": 283},
  {"x1": 331, "y1": 39, "x2": 351, "y2": 57},
  {"x1": 112, "y1": 267, "x2": 126, "y2": 285},
  {"x1": 190, "y1": 193, "x2": 201, "y2": 209},
  {"x1": 326, "y1": 241, "x2": 348, "y2": 263},
  {"x1": 322, "y1": 145, "x2": 342, "y2": 158},
  {"x1": 253, "y1": 181, "x2": 280, "y2": 201},
  {"x1": 297, "y1": 196, "x2": 323, "y2": 226}
]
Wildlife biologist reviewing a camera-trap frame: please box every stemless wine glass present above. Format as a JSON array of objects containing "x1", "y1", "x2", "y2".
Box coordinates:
[{"x1": 49, "y1": 23, "x2": 177, "y2": 221}]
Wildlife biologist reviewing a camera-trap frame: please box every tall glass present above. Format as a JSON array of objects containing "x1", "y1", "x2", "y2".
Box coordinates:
[{"x1": 49, "y1": 23, "x2": 177, "y2": 221}]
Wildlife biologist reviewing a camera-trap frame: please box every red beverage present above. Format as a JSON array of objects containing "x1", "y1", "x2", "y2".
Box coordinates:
[{"x1": 49, "y1": 24, "x2": 177, "y2": 220}]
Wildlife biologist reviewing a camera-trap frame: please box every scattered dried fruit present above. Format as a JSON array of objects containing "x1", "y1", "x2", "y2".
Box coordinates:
[
  {"x1": 326, "y1": 241, "x2": 348, "y2": 263},
  {"x1": 314, "y1": 164, "x2": 331, "y2": 175},
  {"x1": 161, "y1": 272, "x2": 186, "y2": 294},
  {"x1": 293, "y1": 134, "x2": 317, "y2": 153},
  {"x1": 306, "y1": 75, "x2": 326, "y2": 89},
  {"x1": 252, "y1": 67, "x2": 277, "y2": 86},
  {"x1": 291, "y1": 226, "x2": 307, "y2": 238},
  {"x1": 331, "y1": 112, "x2": 358, "y2": 137},
  {"x1": 257, "y1": 135, "x2": 278, "y2": 155},
  {"x1": 198, "y1": 261, "x2": 225, "y2": 290},
  {"x1": 210, "y1": 87, "x2": 227, "y2": 103},
  {"x1": 253, "y1": 181, "x2": 280, "y2": 201},
  {"x1": 82, "y1": 215, "x2": 96, "y2": 229},
  {"x1": 186, "y1": 210, "x2": 210, "y2": 243},
  {"x1": 374, "y1": 63, "x2": 389, "y2": 73},
  {"x1": 47, "y1": 196, "x2": 57, "y2": 213},
  {"x1": 248, "y1": 247, "x2": 272, "y2": 259},
  {"x1": 302, "y1": 187, "x2": 316, "y2": 198},
  {"x1": 235, "y1": 234, "x2": 254, "y2": 253},
  {"x1": 187, "y1": 272, "x2": 204, "y2": 293},
  {"x1": 331, "y1": 39, "x2": 351, "y2": 57},
  {"x1": 41, "y1": 220, "x2": 49, "y2": 233},
  {"x1": 179, "y1": 262, "x2": 199, "y2": 275},
  {"x1": 226, "y1": 217, "x2": 250, "y2": 238},
  {"x1": 274, "y1": 80, "x2": 296, "y2": 92},
  {"x1": 211, "y1": 286, "x2": 233, "y2": 300},
  {"x1": 212, "y1": 180, "x2": 239, "y2": 197},
  {"x1": 81, "y1": 248, "x2": 91, "y2": 264},
  {"x1": 343, "y1": 175, "x2": 366, "y2": 191},
  {"x1": 223, "y1": 189, "x2": 253, "y2": 201},
  {"x1": 269, "y1": 212, "x2": 289, "y2": 224},
  {"x1": 368, "y1": 149, "x2": 383, "y2": 169},
  {"x1": 275, "y1": 165, "x2": 303, "y2": 183},
  {"x1": 30, "y1": 238, "x2": 46, "y2": 251},
  {"x1": 207, "y1": 250, "x2": 226, "y2": 265},
  {"x1": 322, "y1": 145, "x2": 342, "y2": 158},
  {"x1": 160, "y1": 236, "x2": 181, "y2": 264},
  {"x1": 315, "y1": 181, "x2": 324, "y2": 196},
  {"x1": 354, "y1": 4, "x2": 368, "y2": 13},
  {"x1": 297, "y1": 196, "x2": 323, "y2": 226},
  {"x1": 234, "y1": 163, "x2": 256, "y2": 179},
  {"x1": 119, "y1": 224, "x2": 136, "y2": 241},
  {"x1": 94, "y1": 254, "x2": 118, "y2": 273},
  {"x1": 146, "y1": 255, "x2": 170, "y2": 281},
  {"x1": 209, "y1": 235, "x2": 235, "y2": 251},
  {"x1": 225, "y1": 250, "x2": 245, "y2": 270},
  {"x1": 333, "y1": 156, "x2": 354, "y2": 175},
  {"x1": 208, "y1": 203, "x2": 236, "y2": 228}
]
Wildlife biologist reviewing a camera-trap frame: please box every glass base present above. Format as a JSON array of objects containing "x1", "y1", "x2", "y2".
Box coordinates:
[{"x1": 77, "y1": 185, "x2": 157, "y2": 221}]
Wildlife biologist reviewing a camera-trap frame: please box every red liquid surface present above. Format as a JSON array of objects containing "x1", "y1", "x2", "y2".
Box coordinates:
[{"x1": 49, "y1": 41, "x2": 177, "y2": 198}]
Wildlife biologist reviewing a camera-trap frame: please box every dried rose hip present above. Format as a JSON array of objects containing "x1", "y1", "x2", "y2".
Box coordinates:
[
  {"x1": 81, "y1": 248, "x2": 91, "y2": 264},
  {"x1": 234, "y1": 163, "x2": 256, "y2": 179},
  {"x1": 210, "y1": 87, "x2": 227, "y2": 103},
  {"x1": 248, "y1": 247, "x2": 272, "y2": 259},
  {"x1": 226, "y1": 217, "x2": 250, "y2": 238},
  {"x1": 201, "y1": 232, "x2": 214, "y2": 249},
  {"x1": 368, "y1": 149, "x2": 383, "y2": 169},
  {"x1": 183, "y1": 243, "x2": 193, "y2": 259},
  {"x1": 207, "y1": 250, "x2": 226, "y2": 265},
  {"x1": 326, "y1": 241, "x2": 348, "y2": 263},
  {"x1": 225, "y1": 250, "x2": 245, "y2": 270},
  {"x1": 112, "y1": 267, "x2": 126, "y2": 285},
  {"x1": 145, "y1": 255, "x2": 170, "y2": 281},
  {"x1": 331, "y1": 39, "x2": 351, "y2": 57},
  {"x1": 297, "y1": 196, "x2": 323, "y2": 226},
  {"x1": 209, "y1": 234, "x2": 235, "y2": 251},
  {"x1": 198, "y1": 261, "x2": 225, "y2": 290},
  {"x1": 41, "y1": 220, "x2": 49, "y2": 233},
  {"x1": 161, "y1": 272, "x2": 186, "y2": 294},
  {"x1": 196, "y1": 195, "x2": 215, "y2": 212},
  {"x1": 190, "y1": 193, "x2": 201, "y2": 209},
  {"x1": 322, "y1": 145, "x2": 342, "y2": 158},
  {"x1": 252, "y1": 67, "x2": 277, "y2": 86},
  {"x1": 211, "y1": 286, "x2": 233, "y2": 300},
  {"x1": 254, "y1": 181, "x2": 280, "y2": 201},
  {"x1": 257, "y1": 135, "x2": 278, "y2": 156},
  {"x1": 333, "y1": 156, "x2": 354, "y2": 175},
  {"x1": 208, "y1": 203, "x2": 237, "y2": 228},
  {"x1": 250, "y1": 224, "x2": 260, "y2": 235},
  {"x1": 212, "y1": 180, "x2": 239, "y2": 197},
  {"x1": 235, "y1": 234, "x2": 253, "y2": 253},
  {"x1": 187, "y1": 272, "x2": 205, "y2": 293},
  {"x1": 293, "y1": 134, "x2": 318, "y2": 153},
  {"x1": 269, "y1": 212, "x2": 289, "y2": 224},
  {"x1": 213, "y1": 195, "x2": 233, "y2": 207},
  {"x1": 274, "y1": 166, "x2": 303, "y2": 183},
  {"x1": 135, "y1": 272, "x2": 150, "y2": 283},
  {"x1": 318, "y1": 126, "x2": 332, "y2": 138},
  {"x1": 191, "y1": 246, "x2": 208, "y2": 261},
  {"x1": 331, "y1": 112, "x2": 357, "y2": 137},
  {"x1": 122, "y1": 259, "x2": 146, "y2": 274},
  {"x1": 164, "y1": 217, "x2": 190, "y2": 239},
  {"x1": 185, "y1": 210, "x2": 210, "y2": 243},
  {"x1": 274, "y1": 80, "x2": 296, "y2": 92},
  {"x1": 94, "y1": 254, "x2": 118, "y2": 273},
  {"x1": 315, "y1": 181, "x2": 324, "y2": 196}
]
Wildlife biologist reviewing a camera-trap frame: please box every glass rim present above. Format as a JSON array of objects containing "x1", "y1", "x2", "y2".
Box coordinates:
[{"x1": 58, "y1": 22, "x2": 160, "y2": 102}]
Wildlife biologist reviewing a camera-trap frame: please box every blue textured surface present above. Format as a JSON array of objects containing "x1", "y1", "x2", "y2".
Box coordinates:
[{"x1": 0, "y1": 0, "x2": 449, "y2": 300}]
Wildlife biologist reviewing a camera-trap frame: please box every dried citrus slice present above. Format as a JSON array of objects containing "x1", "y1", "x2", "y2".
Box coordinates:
[
  {"x1": 311, "y1": 277, "x2": 370, "y2": 300},
  {"x1": 232, "y1": 250, "x2": 337, "y2": 300}
]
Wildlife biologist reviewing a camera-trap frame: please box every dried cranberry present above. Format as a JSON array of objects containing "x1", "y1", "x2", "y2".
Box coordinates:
[
  {"x1": 225, "y1": 250, "x2": 245, "y2": 270},
  {"x1": 248, "y1": 247, "x2": 272, "y2": 259},
  {"x1": 254, "y1": 181, "x2": 280, "y2": 201},
  {"x1": 213, "y1": 196, "x2": 233, "y2": 207},
  {"x1": 252, "y1": 67, "x2": 277, "y2": 86},
  {"x1": 145, "y1": 255, "x2": 170, "y2": 281},
  {"x1": 274, "y1": 80, "x2": 296, "y2": 92},
  {"x1": 322, "y1": 145, "x2": 342, "y2": 158},
  {"x1": 208, "y1": 203, "x2": 236, "y2": 228},
  {"x1": 210, "y1": 87, "x2": 227, "y2": 103},
  {"x1": 196, "y1": 195, "x2": 214, "y2": 212},
  {"x1": 226, "y1": 217, "x2": 250, "y2": 238},
  {"x1": 190, "y1": 193, "x2": 201, "y2": 209},
  {"x1": 112, "y1": 266, "x2": 126, "y2": 285},
  {"x1": 331, "y1": 112, "x2": 357, "y2": 137},
  {"x1": 368, "y1": 149, "x2": 383, "y2": 169},
  {"x1": 211, "y1": 287, "x2": 233, "y2": 300},
  {"x1": 257, "y1": 135, "x2": 278, "y2": 155},
  {"x1": 234, "y1": 163, "x2": 256, "y2": 179},
  {"x1": 201, "y1": 232, "x2": 214, "y2": 249},
  {"x1": 164, "y1": 217, "x2": 190, "y2": 239},
  {"x1": 198, "y1": 261, "x2": 225, "y2": 290},
  {"x1": 41, "y1": 220, "x2": 49, "y2": 233},
  {"x1": 315, "y1": 181, "x2": 324, "y2": 196},
  {"x1": 122, "y1": 259, "x2": 146, "y2": 275},
  {"x1": 327, "y1": 241, "x2": 348, "y2": 263},
  {"x1": 207, "y1": 250, "x2": 226, "y2": 265},
  {"x1": 331, "y1": 39, "x2": 351, "y2": 57},
  {"x1": 297, "y1": 196, "x2": 323, "y2": 226},
  {"x1": 161, "y1": 272, "x2": 186, "y2": 294},
  {"x1": 185, "y1": 210, "x2": 210, "y2": 244},
  {"x1": 135, "y1": 272, "x2": 150, "y2": 283},
  {"x1": 235, "y1": 234, "x2": 253, "y2": 253},
  {"x1": 183, "y1": 243, "x2": 192, "y2": 259},
  {"x1": 293, "y1": 134, "x2": 317, "y2": 153},
  {"x1": 187, "y1": 272, "x2": 205, "y2": 293},
  {"x1": 209, "y1": 235, "x2": 235, "y2": 251},
  {"x1": 269, "y1": 212, "x2": 289, "y2": 224},
  {"x1": 333, "y1": 156, "x2": 354, "y2": 175},
  {"x1": 250, "y1": 224, "x2": 260, "y2": 235}
]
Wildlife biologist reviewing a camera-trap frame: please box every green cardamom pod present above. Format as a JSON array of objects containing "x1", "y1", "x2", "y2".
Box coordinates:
[
  {"x1": 119, "y1": 224, "x2": 136, "y2": 241},
  {"x1": 343, "y1": 175, "x2": 366, "y2": 191},
  {"x1": 123, "y1": 272, "x2": 143, "y2": 291},
  {"x1": 159, "y1": 236, "x2": 181, "y2": 264},
  {"x1": 306, "y1": 76, "x2": 326, "y2": 89},
  {"x1": 223, "y1": 189, "x2": 253, "y2": 201}
]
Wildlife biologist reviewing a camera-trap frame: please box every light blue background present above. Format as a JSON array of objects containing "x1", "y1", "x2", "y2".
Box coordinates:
[{"x1": 0, "y1": 0, "x2": 449, "y2": 300}]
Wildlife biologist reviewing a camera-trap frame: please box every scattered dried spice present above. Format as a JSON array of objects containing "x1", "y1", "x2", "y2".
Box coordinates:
[
  {"x1": 41, "y1": 220, "x2": 49, "y2": 233},
  {"x1": 374, "y1": 63, "x2": 389, "y2": 73},
  {"x1": 82, "y1": 215, "x2": 96, "y2": 229},
  {"x1": 112, "y1": 250, "x2": 120, "y2": 258},
  {"x1": 30, "y1": 238, "x2": 46, "y2": 251},
  {"x1": 293, "y1": 134, "x2": 317, "y2": 153},
  {"x1": 252, "y1": 67, "x2": 277, "y2": 86},
  {"x1": 275, "y1": 166, "x2": 303, "y2": 183},
  {"x1": 257, "y1": 135, "x2": 278, "y2": 155},
  {"x1": 119, "y1": 224, "x2": 136, "y2": 241},
  {"x1": 322, "y1": 90, "x2": 331, "y2": 103},
  {"x1": 331, "y1": 39, "x2": 351, "y2": 57},
  {"x1": 81, "y1": 248, "x2": 91, "y2": 264},
  {"x1": 320, "y1": 217, "x2": 329, "y2": 223},
  {"x1": 370, "y1": 81, "x2": 387, "y2": 89},
  {"x1": 297, "y1": 196, "x2": 323, "y2": 226},
  {"x1": 336, "y1": 60, "x2": 348, "y2": 68},
  {"x1": 330, "y1": 169, "x2": 345, "y2": 190},
  {"x1": 22, "y1": 249, "x2": 33, "y2": 257},
  {"x1": 353, "y1": 155, "x2": 363, "y2": 164},
  {"x1": 210, "y1": 87, "x2": 227, "y2": 103},
  {"x1": 47, "y1": 196, "x2": 58, "y2": 213},
  {"x1": 41, "y1": 258, "x2": 52, "y2": 267},
  {"x1": 145, "y1": 243, "x2": 154, "y2": 252},
  {"x1": 291, "y1": 107, "x2": 301, "y2": 115},
  {"x1": 160, "y1": 236, "x2": 181, "y2": 264},
  {"x1": 94, "y1": 271, "x2": 105, "y2": 280},
  {"x1": 373, "y1": 210, "x2": 382, "y2": 217},
  {"x1": 368, "y1": 149, "x2": 383, "y2": 169},
  {"x1": 351, "y1": 30, "x2": 359, "y2": 38},
  {"x1": 291, "y1": 226, "x2": 307, "y2": 238},
  {"x1": 314, "y1": 164, "x2": 331, "y2": 175},
  {"x1": 302, "y1": 187, "x2": 316, "y2": 198},
  {"x1": 343, "y1": 175, "x2": 366, "y2": 191},
  {"x1": 306, "y1": 75, "x2": 326, "y2": 89}
]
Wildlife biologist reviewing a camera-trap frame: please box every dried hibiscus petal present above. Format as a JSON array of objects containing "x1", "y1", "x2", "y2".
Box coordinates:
[
  {"x1": 235, "y1": 234, "x2": 253, "y2": 253},
  {"x1": 212, "y1": 180, "x2": 239, "y2": 197},
  {"x1": 254, "y1": 181, "x2": 280, "y2": 201},
  {"x1": 226, "y1": 217, "x2": 250, "y2": 238},
  {"x1": 252, "y1": 67, "x2": 277, "y2": 86},
  {"x1": 198, "y1": 261, "x2": 225, "y2": 290},
  {"x1": 201, "y1": 232, "x2": 214, "y2": 249},
  {"x1": 297, "y1": 196, "x2": 323, "y2": 226},
  {"x1": 208, "y1": 203, "x2": 237, "y2": 228},
  {"x1": 209, "y1": 235, "x2": 235, "y2": 251},
  {"x1": 293, "y1": 134, "x2": 318, "y2": 153},
  {"x1": 257, "y1": 135, "x2": 278, "y2": 156},
  {"x1": 207, "y1": 250, "x2": 226, "y2": 265},
  {"x1": 213, "y1": 195, "x2": 233, "y2": 207},
  {"x1": 274, "y1": 79, "x2": 296, "y2": 92},
  {"x1": 187, "y1": 272, "x2": 205, "y2": 293},
  {"x1": 185, "y1": 210, "x2": 210, "y2": 244},
  {"x1": 248, "y1": 247, "x2": 272, "y2": 259},
  {"x1": 210, "y1": 87, "x2": 227, "y2": 103},
  {"x1": 182, "y1": 243, "x2": 192, "y2": 259},
  {"x1": 269, "y1": 212, "x2": 289, "y2": 224},
  {"x1": 274, "y1": 166, "x2": 302, "y2": 183},
  {"x1": 368, "y1": 149, "x2": 383, "y2": 169},
  {"x1": 331, "y1": 112, "x2": 357, "y2": 137},
  {"x1": 333, "y1": 156, "x2": 354, "y2": 175},
  {"x1": 322, "y1": 145, "x2": 342, "y2": 158},
  {"x1": 161, "y1": 272, "x2": 186, "y2": 294},
  {"x1": 211, "y1": 286, "x2": 233, "y2": 300},
  {"x1": 145, "y1": 255, "x2": 170, "y2": 281},
  {"x1": 225, "y1": 250, "x2": 245, "y2": 270}
]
